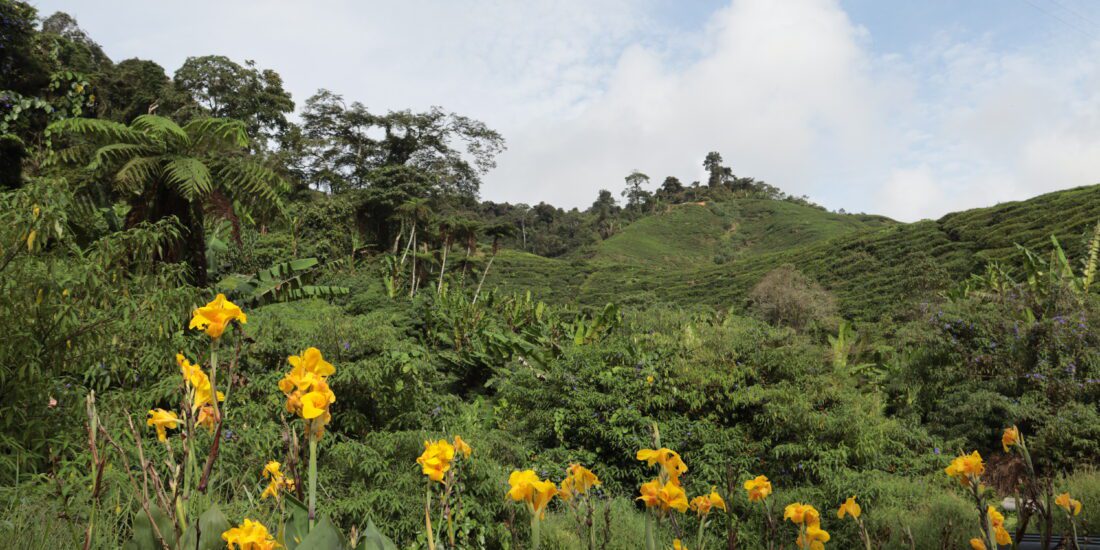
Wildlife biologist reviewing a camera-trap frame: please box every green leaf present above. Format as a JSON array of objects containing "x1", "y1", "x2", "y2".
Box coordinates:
[
  {"x1": 125, "y1": 504, "x2": 178, "y2": 550},
  {"x1": 355, "y1": 519, "x2": 397, "y2": 550},
  {"x1": 179, "y1": 503, "x2": 230, "y2": 550},
  {"x1": 283, "y1": 493, "x2": 310, "y2": 550},
  {"x1": 296, "y1": 517, "x2": 345, "y2": 550}
]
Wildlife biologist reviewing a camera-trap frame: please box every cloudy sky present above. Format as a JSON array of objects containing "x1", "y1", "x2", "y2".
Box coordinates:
[{"x1": 31, "y1": 0, "x2": 1100, "y2": 221}]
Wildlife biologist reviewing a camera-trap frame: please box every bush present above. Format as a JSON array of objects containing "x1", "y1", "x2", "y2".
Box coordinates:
[{"x1": 748, "y1": 265, "x2": 837, "y2": 330}]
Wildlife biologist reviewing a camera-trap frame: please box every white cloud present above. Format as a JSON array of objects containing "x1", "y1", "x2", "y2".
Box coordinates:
[{"x1": 32, "y1": 0, "x2": 1100, "y2": 221}]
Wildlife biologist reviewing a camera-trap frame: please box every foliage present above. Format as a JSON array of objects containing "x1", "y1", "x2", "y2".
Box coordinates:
[{"x1": 748, "y1": 265, "x2": 837, "y2": 330}]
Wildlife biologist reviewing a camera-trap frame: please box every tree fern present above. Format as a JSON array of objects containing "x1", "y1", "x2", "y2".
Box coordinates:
[{"x1": 164, "y1": 156, "x2": 213, "y2": 200}]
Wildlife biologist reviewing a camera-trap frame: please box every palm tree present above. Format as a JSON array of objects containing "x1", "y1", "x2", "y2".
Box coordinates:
[
  {"x1": 394, "y1": 197, "x2": 433, "y2": 296},
  {"x1": 48, "y1": 115, "x2": 288, "y2": 285},
  {"x1": 473, "y1": 222, "x2": 515, "y2": 303},
  {"x1": 435, "y1": 217, "x2": 456, "y2": 293}
]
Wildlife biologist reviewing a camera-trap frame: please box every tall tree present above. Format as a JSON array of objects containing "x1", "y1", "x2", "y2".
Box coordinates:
[
  {"x1": 173, "y1": 56, "x2": 294, "y2": 147},
  {"x1": 621, "y1": 170, "x2": 652, "y2": 212},
  {"x1": 395, "y1": 198, "x2": 433, "y2": 296},
  {"x1": 703, "y1": 151, "x2": 726, "y2": 187},
  {"x1": 473, "y1": 222, "x2": 515, "y2": 303},
  {"x1": 49, "y1": 115, "x2": 289, "y2": 285}
]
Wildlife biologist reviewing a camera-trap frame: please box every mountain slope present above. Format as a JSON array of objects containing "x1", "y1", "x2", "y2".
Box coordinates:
[{"x1": 487, "y1": 185, "x2": 1100, "y2": 319}]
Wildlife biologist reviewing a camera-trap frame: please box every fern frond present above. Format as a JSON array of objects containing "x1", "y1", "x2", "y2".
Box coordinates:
[
  {"x1": 131, "y1": 115, "x2": 189, "y2": 148},
  {"x1": 47, "y1": 118, "x2": 148, "y2": 145},
  {"x1": 89, "y1": 143, "x2": 153, "y2": 171},
  {"x1": 1083, "y1": 221, "x2": 1100, "y2": 294},
  {"x1": 216, "y1": 159, "x2": 288, "y2": 207},
  {"x1": 164, "y1": 156, "x2": 213, "y2": 200},
  {"x1": 184, "y1": 118, "x2": 249, "y2": 151},
  {"x1": 115, "y1": 156, "x2": 162, "y2": 195}
]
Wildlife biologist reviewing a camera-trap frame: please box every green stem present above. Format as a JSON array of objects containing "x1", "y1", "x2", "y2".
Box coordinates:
[
  {"x1": 531, "y1": 512, "x2": 541, "y2": 550},
  {"x1": 696, "y1": 513, "x2": 706, "y2": 550},
  {"x1": 308, "y1": 427, "x2": 317, "y2": 531},
  {"x1": 645, "y1": 510, "x2": 655, "y2": 550},
  {"x1": 209, "y1": 344, "x2": 220, "y2": 420},
  {"x1": 425, "y1": 486, "x2": 436, "y2": 550}
]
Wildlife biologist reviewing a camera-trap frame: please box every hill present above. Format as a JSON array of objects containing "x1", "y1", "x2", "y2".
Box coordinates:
[{"x1": 487, "y1": 185, "x2": 1100, "y2": 319}]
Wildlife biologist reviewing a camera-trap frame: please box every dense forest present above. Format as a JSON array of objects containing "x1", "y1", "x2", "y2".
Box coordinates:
[{"x1": 2, "y1": 3, "x2": 1099, "y2": 549}]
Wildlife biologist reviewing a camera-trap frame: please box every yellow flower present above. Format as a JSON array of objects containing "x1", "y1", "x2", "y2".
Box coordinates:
[
  {"x1": 690, "y1": 487, "x2": 726, "y2": 516},
  {"x1": 743, "y1": 475, "x2": 773, "y2": 502},
  {"x1": 1055, "y1": 492, "x2": 1083, "y2": 516},
  {"x1": 222, "y1": 518, "x2": 277, "y2": 550},
  {"x1": 673, "y1": 539, "x2": 687, "y2": 550},
  {"x1": 783, "y1": 503, "x2": 821, "y2": 527},
  {"x1": 177, "y1": 353, "x2": 224, "y2": 412},
  {"x1": 837, "y1": 496, "x2": 861, "y2": 520},
  {"x1": 944, "y1": 451, "x2": 984, "y2": 486},
  {"x1": 287, "y1": 347, "x2": 334, "y2": 378},
  {"x1": 146, "y1": 409, "x2": 180, "y2": 442},
  {"x1": 196, "y1": 404, "x2": 218, "y2": 432},
  {"x1": 417, "y1": 439, "x2": 456, "y2": 483},
  {"x1": 300, "y1": 390, "x2": 333, "y2": 420},
  {"x1": 566, "y1": 464, "x2": 601, "y2": 494},
  {"x1": 647, "y1": 375, "x2": 655, "y2": 385},
  {"x1": 969, "y1": 538, "x2": 986, "y2": 550},
  {"x1": 803, "y1": 523, "x2": 830, "y2": 550},
  {"x1": 260, "y1": 461, "x2": 294, "y2": 501},
  {"x1": 637, "y1": 478, "x2": 688, "y2": 513},
  {"x1": 507, "y1": 469, "x2": 556, "y2": 517},
  {"x1": 995, "y1": 526, "x2": 1011, "y2": 546},
  {"x1": 636, "y1": 447, "x2": 688, "y2": 484},
  {"x1": 1002, "y1": 426, "x2": 1020, "y2": 452},
  {"x1": 454, "y1": 435, "x2": 472, "y2": 458},
  {"x1": 189, "y1": 294, "x2": 246, "y2": 339}
]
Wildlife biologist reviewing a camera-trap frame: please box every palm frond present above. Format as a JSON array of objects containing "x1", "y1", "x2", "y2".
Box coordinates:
[{"x1": 164, "y1": 156, "x2": 213, "y2": 200}]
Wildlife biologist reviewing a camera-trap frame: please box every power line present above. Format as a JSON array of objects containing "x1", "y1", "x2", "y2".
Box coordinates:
[
  {"x1": 1047, "y1": 0, "x2": 1100, "y2": 30},
  {"x1": 1022, "y1": 0, "x2": 1100, "y2": 41}
]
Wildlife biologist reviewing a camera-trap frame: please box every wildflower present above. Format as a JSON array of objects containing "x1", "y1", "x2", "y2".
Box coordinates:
[
  {"x1": 988, "y1": 506, "x2": 1011, "y2": 545},
  {"x1": 743, "y1": 475, "x2": 773, "y2": 502},
  {"x1": 1001, "y1": 426, "x2": 1020, "y2": 452},
  {"x1": 636, "y1": 447, "x2": 688, "y2": 484},
  {"x1": 196, "y1": 404, "x2": 218, "y2": 432},
  {"x1": 647, "y1": 375, "x2": 655, "y2": 385},
  {"x1": 222, "y1": 518, "x2": 277, "y2": 550},
  {"x1": 637, "y1": 479, "x2": 689, "y2": 513},
  {"x1": 689, "y1": 487, "x2": 726, "y2": 516},
  {"x1": 783, "y1": 503, "x2": 821, "y2": 527},
  {"x1": 260, "y1": 460, "x2": 294, "y2": 500},
  {"x1": 969, "y1": 539, "x2": 986, "y2": 550},
  {"x1": 944, "y1": 451, "x2": 984, "y2": 486},
  {"x1": 507, "y1": 469, "x2": 557, "y2": 517},
  {"x1": 417, "y1": 439, "x2": 456, "y2": 483},
  {"x1": 837, "y1": 496, "x2": 861, "y2": 519},
  {"x1": 800, "y1": 523, "x2": 830, "y2": 550},
  {"x1": 189, "y1": 294, "x2": 246, "y2": 339},
  {"x1": 1055, "y1": 492, "x2": 1082, "y2": 516},
  {"x1": 673, "y1": 539, "x2": 687, "y2": 550},
  {"x1": 566, "y1": 464, "x2": 600, "y2": 494},
  {"x1": 146, "y1": 409, "x2": 180, "y2": 442},
  {"x1": 177, "y1": 353, "x2": 224, "y2": 412},
  {"x1": 287, "y1": 347, "x2": 334, "y2": 378},
  {"x1": 300, "y1": 383, "x2": 336, "y2": 420},
  {"x1": 454, "y1": 435, "x2": 472, "y2": 458}
]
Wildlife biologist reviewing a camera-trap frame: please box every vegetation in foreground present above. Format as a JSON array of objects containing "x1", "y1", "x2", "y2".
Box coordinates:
[{"x1": 2, "y1": 3, "x2": 1100, "y2": 549}]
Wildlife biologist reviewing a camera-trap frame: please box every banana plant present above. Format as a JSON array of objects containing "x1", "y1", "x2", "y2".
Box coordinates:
[{"x1": 216, "y1": 257, "x2": 348, "y2": 307}]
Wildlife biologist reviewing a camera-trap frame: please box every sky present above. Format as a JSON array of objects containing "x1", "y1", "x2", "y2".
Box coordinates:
[{"x1": 29, "y1": 0, "x2": 1100, "y2": 221}]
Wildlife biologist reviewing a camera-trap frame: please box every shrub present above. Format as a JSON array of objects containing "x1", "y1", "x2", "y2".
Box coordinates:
[{"x1": 748, "y1": 265, "x2": 837, "y2": 330}]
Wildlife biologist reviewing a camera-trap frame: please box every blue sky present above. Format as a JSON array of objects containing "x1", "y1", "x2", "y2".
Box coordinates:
[{"x1": 30, "y1": 0, "x2": 1100, "y2": 220}]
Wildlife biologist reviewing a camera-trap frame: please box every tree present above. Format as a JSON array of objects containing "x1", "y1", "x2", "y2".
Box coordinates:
[
  {"x1": 703, "y1": 151, "x2": 725, "y2": 187},
  {"x1": 297, "y1": 89, "x2": 505, "y2": 197},
  {"x1": 473, "y1": 222, "x2": 515, "y2": 303},
  {"x1": 49, "y1": 115, "x2": 289, "y2": 285},
  {"x1": 395, "y1": 197, "x2": 433, "y2": 296},
  {"x1": 589, "y1": 189, "x2": 620, "y2": 238},
  {"x1": 99, "y1": 59, "x2": 185, "y2": 122},
  {"x1": 657, "y1": 176, "x2": 684, "y2": 201},
  {"x1": 621, "y1": 170, "x2": 652, "y2": 212},
  {"x1": 173, "y1": 56, "x2": 295, "y2": 147}
]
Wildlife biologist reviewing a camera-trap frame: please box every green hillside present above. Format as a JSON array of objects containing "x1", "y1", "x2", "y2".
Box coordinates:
[{"x1": 489, "y1": 185, "x2": 1100, "y2": 319}]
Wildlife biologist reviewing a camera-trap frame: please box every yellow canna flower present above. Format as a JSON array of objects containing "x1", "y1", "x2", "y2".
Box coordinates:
[
  {"x1": 287, "y1": 347, "x2": 335, "y2": 378},
  {"x1": 146, "y1": 409, "x2": 180, "y2": 442},
  {"x1": 559, "y1": 477, "x2": 576, "y2": 502},
  {"x1": 743, "y1": 475, "x2": 773, "y2": 502},
  {"x1": 453, "y1": 435, "x2": 472, "y2": 458},
  {"x1": 636, "y1": 447, "x2": 688, "y2": 484},
  {"x1": 196, "y1": 404, "x2": 218, "y2": 432},
  {"x1": 507, "y1": 469, "x2": 557, "y2": 517},
  {"x1": 691, "y1": 487, "x2": 726, "y2": 516},
  {"x1": 995, "y1": 526, "x2": 1011, "y2": 546},
  {"x1": 417, "y1": 440, "x2": 456, "y2": 483},
  {"x1": 260, "y1": 460, "x2": 294, "y2": 501},
  {"x1": 673, "y1": 539, "x2": 687, "y2": 550},
  {"x1": 189, "y1": 294, "x2": 247, "y2": 339},
  {"x1": 222, "y1": 518, "x2": 278, "y2": 550},
  {"x1": 565, "y1": 463, "x2": 600, "y2": 495},
  {"x1": 837, "y1": 496, "x2": 861, "y2": 519},
  {"x1": 969, "y1": 538, "x2": 987, "y2": 550},
  {"x1": 803, "y1": 523, "x2": 830, "y2": 549},
  {"x1": 1055, "y1": 492, "x2": 1083, "y2": 516},
  {"x1": 1002, "y1": 426, "x2": 1020, "y2": 452},
  {"x1": 783, "y1": 503, "x2": 821, "y2": 527},
  {"x1": 637, "y1": 478, "x2": 688, "y2": 513},
  {"x1": 944, "y1": 451, "x2": 984, "y2": 486}
]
